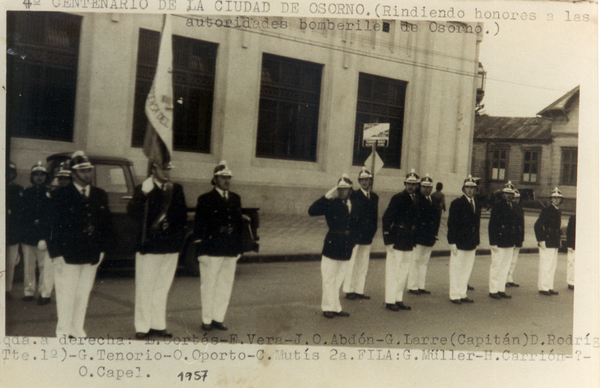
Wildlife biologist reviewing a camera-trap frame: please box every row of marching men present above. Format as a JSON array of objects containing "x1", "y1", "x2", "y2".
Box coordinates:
[
  {"x1": 308, "y1": 168, "x2": 576, "y2": 318},
  {"x1": 5, "y1": 152, "x2": 249, "y2": 338}
]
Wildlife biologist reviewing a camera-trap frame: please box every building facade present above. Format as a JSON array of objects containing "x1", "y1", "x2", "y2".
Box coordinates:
[{"x1": 8, "y1": 12, "x2": 483, "y2": 214}]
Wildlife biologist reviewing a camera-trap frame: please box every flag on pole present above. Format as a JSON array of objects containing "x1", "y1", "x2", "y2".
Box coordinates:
[{"x1": 143, "y1": 14, "x2": 173, "y2": 167}]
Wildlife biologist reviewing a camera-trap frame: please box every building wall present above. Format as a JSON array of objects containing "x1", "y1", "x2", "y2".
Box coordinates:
[{"x1": 10, "y1": 14, "x2": 482, "y2": 214}]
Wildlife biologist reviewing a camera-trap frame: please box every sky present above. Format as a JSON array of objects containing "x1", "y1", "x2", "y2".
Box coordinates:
[{"x1": 477, "y1": 4, "x2": 596, "y2": 117}]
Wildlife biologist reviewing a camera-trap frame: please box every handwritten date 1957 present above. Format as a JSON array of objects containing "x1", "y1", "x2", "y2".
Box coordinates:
[{"x1": 177, "y1": 371, "x2": 208, "y2": 382}]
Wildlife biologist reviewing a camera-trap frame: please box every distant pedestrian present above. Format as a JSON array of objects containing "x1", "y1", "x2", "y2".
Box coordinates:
[
  {"x1": 431, "y1": 182, "x2": 446, "y2": 213},
  {"x1": 534, "y1": 188, "x2": 563, "y2": 296},
  {"x1": 506, "y1": 189, "x2": 524, "y2": 288},
  {"x1": 194, "y1": 161, "x2": 244, "y2": 331},
  {"x1": 6, "y1": 162, "x2": 23, "y2": 300},
  {"x1": 566, "y1": 214, "x2": 576, "y2": 290},
  {"x1": 408, "y1": 174, "x2": 441, "y2": 296},
  {"x1": 382, "y1": 169, "x2": 420, "y2": 312},
  {"x1": 447, "y1": 175, "x2": 481, "y2": 305},
  {"x1": 343, "y1": 167, "x2": 378, "y2": 301},
  {"x1": 128, "y1": 161, "x2": 187, "y2": 339},
  {"x1": 309, "y1": 174, "x2": 357, "y2": 319}
]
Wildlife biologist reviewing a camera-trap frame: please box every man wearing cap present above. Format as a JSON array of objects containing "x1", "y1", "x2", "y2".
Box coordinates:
[
  {"x1": 128, "y1": 161, "x2": 187, "y2": 339},
  {"x1": 21, "y1": 161, "x2": 52, "y2": 302},
  {"x1": 447, "y1": 175, "x2": 481, "y2": 304},
  {"x1": 488, "y1": 181, "x2": 518, "y2": 300},
  {"x1": 408, "y1": 174, "x2": 441, "y2": 296},
  {"x1": 194, "y1": 161, "x2": 244, "y2": 331},
  {"x1": 566, "y1": 214, "x2": 575, "y2": 290},
  {"x1": 47, "y1": 151, "x2": 112, "y2": 338},
  {"x1": 506, "y1": 189, "x2": 524, "y2": 288},
  {"x1": 343, "y1": 167, "x2": 378, "y2": 301},
  {"x1": 382, "y1": 169, "x2": 420, "y2": 311},
  {"x1": 309, "y1": 174, "x2": 357, "y2": 318},
  {"x1": 6, "y1": 162, "x2": 24, "y2": 300},
  {"x1": 534, "y1": 188, "x2": 563, "y2": 296}
]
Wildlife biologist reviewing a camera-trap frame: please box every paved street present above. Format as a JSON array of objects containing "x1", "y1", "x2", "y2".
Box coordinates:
[{"x1": 6, "y1": 252, "x2": 573, "y2": 355}]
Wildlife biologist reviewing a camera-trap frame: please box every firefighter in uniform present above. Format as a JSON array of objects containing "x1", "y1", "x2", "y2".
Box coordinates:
[
  {"x1": 488, "y1": 181, "x2": 517, "y2": 300},
  {"x1": 566, "y1": 214, "x2": 575, "y2": 290},
  {"x1": 6, "y1": 162, "x2": 23, "y2": 300},
  {"x1": 408, "y1": 174, "x2": 441, "y2": 296},
  {"x1": 128, "y1": 161, "x2": 187, "y2": 339},
  {"x1": 194, "y1": 161, "x2": 244, "y2": 331},
  {"x1": 309, "y1": 174, "x2": 357, "y2": 318},
  {"x1": 21, "y1": 161, "x2": 52, "y2": 302},
  {"x1": 506, "y1": 189, "x2": 524, "y2": 288},
  {"x1": 382, "y1": 169, "x2": 420, "y2": 311},
  {"x1": 343, "y1": 167, "x2": 378, "y2": 301},
  {"x1": 534, "y1": 187, "x2": 563, "y2": 296},
  {"x1": 447, "y1": 175, "x2": 481, "y2": 304},
  {"x1": 48, "y1": 151, "x2": 112, "y2": 338}
]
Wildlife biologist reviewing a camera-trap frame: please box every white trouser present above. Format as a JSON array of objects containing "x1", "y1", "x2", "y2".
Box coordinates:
[
  {"x1": 342, "y1": 244, "x2": 371, "y2": 295},
  {"x1": 567, "y1": 248, "x2": 575, "y2": 286},
  {"x1": 53, "y1": 255, "x2": 102, "y2": 338},
  {"x1": 538, "y1": 245, "x2": 558, "y2": 291},
  {"x1": 40, "y1": 252, "x2": 55, "y2": 298},
  {"x1": 135, "y1": 252, "x2": 178, "y2": 333},
  {"x1": 321, "y1": 255, "x2": 350, "y2": 312},
  {"x1": 449, "y1": 249, "x2": 476, "y2": 300},
  {"x1": 5, "y1": 244, "x2": 21, "y2": 293},
  {"x1": 407, "y1": 244, "x2": 434, "y2": 291},
  {"x1": 506, "y1": 247, "x2": 520, "y2": 283},
  {"x1": 489, "y1": 246, "x2": 514, "y2": 293},
  {"x1": 199, "y1": 255, "x2": 239, "y2": 325},
  {"x1": 22, "y1": 243, "x2": 47, "y2": 297},
  {"x1": 385, "y1": 246, "x2": 414, "y2": 304}
]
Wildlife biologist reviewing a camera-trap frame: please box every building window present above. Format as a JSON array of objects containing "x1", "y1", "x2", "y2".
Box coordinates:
[
  {"x1": 7, "y1": 12, "x2": 82, "y2": 142},
  {"x1": 255, "y1": 53, "x2": 323, "y2": 162},
  {"x1": 522, "y1": 149, "x2": 540, "y2": 183},
  {"x1": 560, "y1": 148, "x2": 577, "y2": 186},
  {"x1": 132, "y1": 29, "x2": 217, "y2": 153},
  {"x1": 353, "y1": 73, "x2": 407, "y2": 169},
  {"x1": 490, "y1": 148, "x2": 508, "y2": 181}
]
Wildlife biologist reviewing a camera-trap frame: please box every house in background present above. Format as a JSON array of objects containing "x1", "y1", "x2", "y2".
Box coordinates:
[{"x1": 471, "y1": 86, "x2": 579, "y2": 212}]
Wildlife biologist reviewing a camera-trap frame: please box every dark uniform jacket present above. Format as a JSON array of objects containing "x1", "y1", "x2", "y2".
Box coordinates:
[
  {"x1": 534, "y1": 205, "x2": 562, "y2": 248},
  {"x1": 566, "y1": 215, "x2": 575, "y2": 250},
  {"x1": 6, "y1": 182, "x2": 24, "y2": 245},
  {"x1": 127, "y1": 181, "x2": 187, "y2": 254},
  {"x1": 415, "y1": 192, "x2": 441, "y2": 247},
  {"x1": 21, "y1": 185, "x2": 52, "y2": 246},
  {"x1": 488, "y1": 199, "x2": 518, "y2": 248},
  {"x1": 514, "y1": 203, "x2": 525, "y2": 248},
  {"x1": 447, "y1": 195, "x2": 481, "y2": 251},
  {"x1": 194, "y1": 188, "x2": 244, "y2": 257},
  {"x1": 48, "y1": 183, "x2": 112, "y2": 265},
  {"x1": 309, "y1": 196, "x2": 358, "y2": 261},
  {"x1": 382, "y1": 190, "x2": 419, "y2": 251},
  {"x1": 350, "y1": 189, "x2": 378, "y2": 245}
]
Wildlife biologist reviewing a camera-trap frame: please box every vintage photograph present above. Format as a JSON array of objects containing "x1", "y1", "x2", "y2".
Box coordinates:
[{"x1": 2, "y1": 1, "x2": 598, "y2": 387}]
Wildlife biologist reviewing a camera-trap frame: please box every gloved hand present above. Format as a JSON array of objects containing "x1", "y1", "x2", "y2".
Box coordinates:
[
  {"x1": 538, "y1": 241, "x2": 546, "y2": 249},
  {"x1": 141, "y1": 177, "x2": 154, "y2": 194},
  {"x1": 450, "y1": 244, "x2": 458, "y2": 256},
  {"x1": 325, "y1": 186, "x2": 338, "y2": 199},
  {"x1": 37, "y1": 240, "x2": 47, "y2": 251}
]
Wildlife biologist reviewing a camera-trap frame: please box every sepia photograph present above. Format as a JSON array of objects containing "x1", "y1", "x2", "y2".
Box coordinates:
[{"x1": 1, "y1": 0, "x2": 598, "y2": 386}]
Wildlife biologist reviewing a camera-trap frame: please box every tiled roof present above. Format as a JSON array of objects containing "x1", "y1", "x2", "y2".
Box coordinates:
[{"x1": 474, "y1": 116, "x2": 552, "y2": 140}]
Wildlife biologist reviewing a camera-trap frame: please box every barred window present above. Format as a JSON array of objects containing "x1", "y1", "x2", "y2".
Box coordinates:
[
  {"x1": 132, "y1": 29, "x2": 217, "y2": 153},
  {"x1": 522, "y1": 149, "x2": 540, "y2": 183},
  {"x1": 560, "y1": 148, "x2": 577, "y2": 186},
  {"x1": 256, "y1": 53, "x2": 323, "y2": 162},
  {"x1": 490, "y1": 148, "x2": 508, "y2": 181},
  {"x1": 352, "y1": 73, "x2": 407, "y2": 169},
  {"x1": 7, "y1": 12, "x2": 82, "y2": 141}
]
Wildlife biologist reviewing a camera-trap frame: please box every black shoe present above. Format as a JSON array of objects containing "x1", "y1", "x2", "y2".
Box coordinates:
[
  {"x1": 539, "y1": 290, "x2": 552, "y2": 296},
  {"x1": 355, "y1": 293, "x2": 371, "y2": 300},
  {"x1": 498, "y1": 292, "x2": 512, "y2": 299},
  {"x1": 489, "y1": 293, "x2": 502, "y2": 299},
  {"x1": 408, "y1": 289, "x2": 421, "y2": 295},
  {"x1": 323, "y1": 311, "x2": 335, "y2": 318},
  {"x1": 568, "y1": 285, "x2": 574, "y2": 290},
  {"x1": 385, "y1": 303, "x2": 400, "y2": 311},
  {"x1": 345, "y1": 293, "x2": 356, "y2": 300},
  {"x1": 37, "y1": 297, "x2": 51, "y2": 306},
  {"x1": 151, "y1": 329, "x2": 173, "y2": 338},
  {"x1": 467, "y1": 285, "x2": 475, "y2": 291},
  {"x1": 200, "y1": 323, "x2": 213, "y2": 331},
  {"x1": 23, "y1": 296, "x2": 35, "y2": 302},
  {"x1": 460, "y1": 297, "x2": 474, "y2": 303},
  {"x1": 334, "y1": 311, "x2": 350, "y2": 317},
  {"x1": 396, "y1": 302, "x2": 411, "y2": 310},
  {"x1": 211, "y1": 321, "x2": 228, "y2": 331},
  {"x1": 549, "y1": 290, "x2": 559, "y2": 295},
  {"x1": 450, "y1": 299, "x2": 462, "y2": 305},
  {"x1": 135, "y1": 332, "x2": 149, "y2": 340},
  {"x1": 506, "y1": 282, "x2": 520, "y2": 287},
  {"x1": 418, "y1": 289, "x2": 431, "y2": 295}
]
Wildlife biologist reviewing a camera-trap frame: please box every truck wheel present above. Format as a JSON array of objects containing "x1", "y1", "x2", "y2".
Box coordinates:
[{"x1": 181, "y1": 239, "x2": 200, "y2": 277}]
